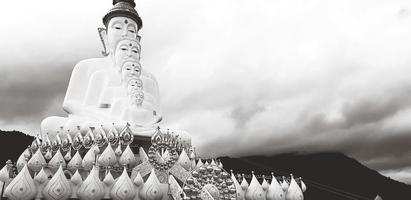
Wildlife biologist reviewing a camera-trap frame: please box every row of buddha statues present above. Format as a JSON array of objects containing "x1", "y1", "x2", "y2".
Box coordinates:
[
  {"x1": 41, "y1": 0, "x2": 163, "y2": 138},
  {"x1": 0, "y1": 126, "x2": 305, "y2": 200}
]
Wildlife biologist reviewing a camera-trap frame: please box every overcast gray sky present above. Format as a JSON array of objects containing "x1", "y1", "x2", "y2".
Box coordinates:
[{"x1": 1, "y1": 0, "x2": 411, "y2": 184}]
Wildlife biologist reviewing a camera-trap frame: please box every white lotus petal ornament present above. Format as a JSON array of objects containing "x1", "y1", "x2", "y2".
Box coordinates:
[
  {"x1": 67, "y1": 151, "x2": 82, "y2": 172},
  {"x1": 42, "y1": 165, "x2": 71, "y2": 200},
  {"x1": 98, "y1": 144, "x2": 117, "y2": 167},
  {"x1": 140, "y1": 169, "x2": 163, "y2": 200},
  {"x1": 77, "y1": 166, "x2": 105, "y2": 200},
  {"x1": 28, "y1": 149, "x2": 46, "y2": 173},
  {"x1": 177, "y1": 149, "x2": 191, "y2": 171},
  {"x1": 119, "y1": 145, "x2": 137, "y2": 167},
  {"x1": 267, "y1": 173, "x2": 285, "y2": 200},
  {"x1": 285, "y1": 175, "x2": 303, "y2": 200},
  {"x1": 111, "y1": 167, "x2": 136, "y2": 200},
  {"x1": 4, "y1": 164, "x2": 36, "y2": 200},
  {"x1": 245, "y1": 173, "x2": 265, "y2": 200}
]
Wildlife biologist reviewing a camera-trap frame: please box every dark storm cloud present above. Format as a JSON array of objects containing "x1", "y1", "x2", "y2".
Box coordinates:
[
  {"x1": 231, "y1": 105, "x2": 266, "y2": 129},
  {"x1": 0, "y1": 63, "x2": 73, "y2": 123}
]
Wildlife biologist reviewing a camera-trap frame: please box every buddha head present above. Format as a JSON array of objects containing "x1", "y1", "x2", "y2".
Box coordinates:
[
  {"x1": 99, "y1": 0, "x2": 143, "y2": 56},
  {"x1": 121, "y1": 61, "x2": 141, "y2": 84},
  {"x1": 114, "y1": 38, "x2": 141, "y2": 68},
  {"x1": 127, "y1": 78, "x2": 144, "y2": 106},
  {"x1": 127, "y1": 78, "x2": 143, "y2": 91}
]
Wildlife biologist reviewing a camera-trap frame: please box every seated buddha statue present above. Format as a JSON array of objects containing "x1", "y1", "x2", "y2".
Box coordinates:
[
  {"x1": 41, "y1": 0, "x2": 160, "y2": 138},
  {"x1": 109, "y1": 73, "x2": 160, "y2": 126},
  {"x1": 81, "y1": 38, "x2": 161, "y2": 128}
]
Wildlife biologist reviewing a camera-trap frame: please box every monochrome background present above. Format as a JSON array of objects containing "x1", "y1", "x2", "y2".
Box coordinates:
[{"x1": 1, "y1": 0, "x2": 411, "y2": 184}]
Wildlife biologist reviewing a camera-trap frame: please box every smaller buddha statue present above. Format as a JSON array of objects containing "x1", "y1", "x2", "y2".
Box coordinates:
[{"x1": 110, "y1": 77, "x2": 159, "y2": 126}]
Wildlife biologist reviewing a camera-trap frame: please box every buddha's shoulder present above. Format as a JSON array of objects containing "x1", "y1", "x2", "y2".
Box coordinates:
[
  {"x1": 141, "y1": 69, "x2": 158, "y2": 82},
  {"x1": 72, "y1": 57, "x2": 111, "y2": 75}
]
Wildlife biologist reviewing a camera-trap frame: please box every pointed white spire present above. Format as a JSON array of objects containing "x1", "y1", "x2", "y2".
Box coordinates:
[
  {"x1": 139, "y1": 169, "x2": 163, "y2": 200},
  {"x1": 16, "y1": 149, "x2": 29, "y2": 172},
  {"x1": 0, "y1": 164, "x2": 10, "y2": 183},
  {"x1": 111, "y1": 167, "x2": 136, "y2": 200},
  {"x1": 64, "y1": 150, "x2": 72, "y2": 161},
  {"x1": 300, "y1": 178, "x2": 306, "y2": 192},
  {"x1": 103, "y1": 170, "x2": 115, "y2": 199},
  {"x1": 139, "y1": 147, "x2": 149, "y2": 163},
  {"x1": 70, "y1": 170, "x2": 83, "y2": 186},
  {"x1": 168, "y1": 175, "x2": 183, "y2": 200},
  {"x1": 267, "y1": 173, "x2": 285, "y2": 200},
  {"x1": 133, "y1": 172, "x2": 144, "y2": 187},
  {"x1": 285, "y1": 175, "x2": 303, "y2": 200},
  {"x1": 70, "y1": 170, "x2": 83, "y2": 199},
  {"x1": 196, "y1": 159, "x2": 204, "y2": 167},
  {"x1": 262, "y1": 176, "x2": 270, "y2": 191},
  {"x1": 231, "y1": 171, "x2": 245, "y2": 200},
  {"x1": 33, "y1": 167, "x2": 48, "y2": 200},
  {"x1": 42, "y1": 165, "x2": 71, "y2": 200},
  {"x1": 98, "y1": 144, "x2": 117, "y2": 167},
  {"x1": 27, "y1": 149, "x2": 46, "y2": 172},
  {"x1": 34, "y1": 167, "x2": 48, "y2": 185},
  {"x1": 4, "y1": 164, "x2": 36, "y2": 200},
  {"x1": 48, "y1": 149, "x2": 66, "y2": 173},
  {"x1": 177, "y1": 149, "x2": 191, "y2": 171},
  {"x1": 281, "y1": 177, "x2": 289, "y2": 192},
  {"x1": 82, "y1": 148, "x2": 96, "y2": 170},
  {"x1": 77, "y1": 166, "x2": 105, "y2": 200},
  {"x1": 67, "y1": 151, "x2": 82, "y2": 172},
  {"x1": 241, "y1": 174, "x2": 249, "y2": 191},
  {"x1": 119, "y1": 145, "x2": 137, "y2": 166},
  {"x1": 245, "y1": 172, "x2": 265, "y2": 200},
  {"x1": 44, "y1": 149, "x2": 53, "y2": 160},
  {"x1": 103, "y1": 170, "x2": 115, "y2": 186},
  {"x1": 115, "y1": 144, "x2": 123, "y2": 156}
]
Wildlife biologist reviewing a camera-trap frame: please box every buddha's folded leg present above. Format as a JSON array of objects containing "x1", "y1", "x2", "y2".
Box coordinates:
[
  {"x1": 40, "y1": 116, "x2": 69, "y2": 139},
  {"x1": 65, "y1": 116, "x2": 101, "y2": 136}
]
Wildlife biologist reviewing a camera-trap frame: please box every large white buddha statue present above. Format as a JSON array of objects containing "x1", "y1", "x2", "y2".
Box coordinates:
[{"x1": 41, "y1": 0, "x2": 161, "y2": 138}]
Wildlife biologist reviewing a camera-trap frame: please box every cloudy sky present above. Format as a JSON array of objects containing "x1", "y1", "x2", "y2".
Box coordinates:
[{"x1": 1, "y1": 0, "x2": 411, "y2": 183}]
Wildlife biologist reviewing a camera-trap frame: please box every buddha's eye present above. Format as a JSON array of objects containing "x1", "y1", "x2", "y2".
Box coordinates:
[
  {"x1": 126, "y1": 67, "x2": 131, "y2": 70},
  {"x1": 128, "y1": 26, "x2": 136, "y2": 33},
  {"x1": 121, "y1": 47, "x2": 127, "y2": 51},
  {"x1": 132, "y1": 50, "x2": 138, "y2": 53},
  {"x1": 114, "y1": 24, "x2": 122, "y2": 30}
]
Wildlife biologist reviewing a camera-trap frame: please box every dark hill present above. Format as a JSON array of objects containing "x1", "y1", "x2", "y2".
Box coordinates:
[
  {"x1": 220, "y1": 153, "x2": 411, "y2": 200},
  {"x1": 1, "y1": 130, "x2": 410, "y2": 199},
  {"x1": 0, "y1": 130, "x2": 33, "y2": 165}
]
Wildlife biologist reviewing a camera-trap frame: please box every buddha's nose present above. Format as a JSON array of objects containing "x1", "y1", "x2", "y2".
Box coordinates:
[{"x1": 122, "y1": 29, "x2": 128, "y2": 36}]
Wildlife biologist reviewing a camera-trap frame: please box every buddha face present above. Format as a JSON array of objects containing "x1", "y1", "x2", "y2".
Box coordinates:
[
  {"x1": 114, "y1": 39, "x2": 141, "y2": 67},
  {"x1": 131, "y1": 91, "x2": 144, "y2": 106},
  {"x1": 127, "y1": 80, "x2": 144, "y2": 106},
  {"x1": 127, "y1": 78, "x2": 143, "y2": 93},
  {"x1": 107, "y1": 16, "x2": 139, "y2": 53},
  {"x1": 121, "y1": 61, "x2": 141, "y2": 83}
]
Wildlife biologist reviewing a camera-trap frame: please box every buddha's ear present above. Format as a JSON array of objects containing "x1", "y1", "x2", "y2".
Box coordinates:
[
  {"x1": 98, "y1": 27, "x2": 109, "y2": 56},
  {"x1": 137, "y1": 35, "x2": 141, "y2": 42}
]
